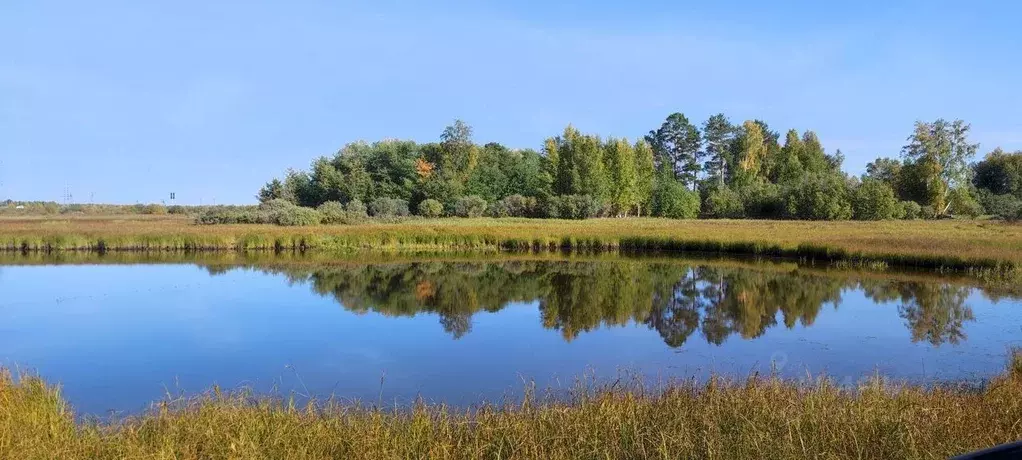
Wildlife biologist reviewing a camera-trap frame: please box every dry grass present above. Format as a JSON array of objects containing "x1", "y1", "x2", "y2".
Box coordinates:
[
  {"x1": 2, "y1": 352, "x2": 1021, "y2": 459},
  {"x1": 1, "y1": 216, "x2": 1021, "y2": 271}
]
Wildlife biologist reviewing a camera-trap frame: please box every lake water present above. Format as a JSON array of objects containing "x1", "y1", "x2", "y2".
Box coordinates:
[{"x1": 1, "y1": 254, "x2": 1020, "y2": 415}]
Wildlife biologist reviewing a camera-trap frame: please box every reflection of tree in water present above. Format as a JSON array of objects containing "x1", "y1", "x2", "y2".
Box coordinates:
[
  {"x1": 244, "y1": 260, "x2": 978, "y2": 347},
  {"x1": 862, "y1": 280, "x2": 975, "y2": 345}
]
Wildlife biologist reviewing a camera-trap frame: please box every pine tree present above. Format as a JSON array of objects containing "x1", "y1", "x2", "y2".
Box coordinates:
[
  {"x1": 702, "y1": 114, "x2": 735, "y2": 187},
  {"x1": 645, "y1": 113, "x2": 702, "y2": 188}
]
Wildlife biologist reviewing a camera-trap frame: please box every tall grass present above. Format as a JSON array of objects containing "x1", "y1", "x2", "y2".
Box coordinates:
[
  {"x1": 1, "y1": 216, "x2": 1021, "y2": 274},
  {"x1": 2, "y1": 352, "x2": 1021, "y2": 459}
]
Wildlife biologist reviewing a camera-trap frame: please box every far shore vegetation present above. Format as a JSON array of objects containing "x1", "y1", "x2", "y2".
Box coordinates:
[{"x1": 3, "y1": 350, "x2": 1021, "y2": 459}]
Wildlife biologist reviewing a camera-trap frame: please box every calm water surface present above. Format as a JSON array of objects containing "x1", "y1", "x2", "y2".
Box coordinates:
[{"x1": 1, "y1": 255, "x2": 1020, "y2": 415}]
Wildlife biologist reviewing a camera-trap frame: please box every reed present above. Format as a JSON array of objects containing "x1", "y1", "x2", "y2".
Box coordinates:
[
  {"x1": 1, "y1": 216, "x2": 1020, "y2": 274},
  {"x1": 2, "y1": 352, "x2": 1021, "y2": 459}
]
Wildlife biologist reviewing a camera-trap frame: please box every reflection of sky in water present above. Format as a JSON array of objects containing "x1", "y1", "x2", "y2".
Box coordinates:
[{"x1": 0, "y1": 263, "x2": 1020, "y2": 415}]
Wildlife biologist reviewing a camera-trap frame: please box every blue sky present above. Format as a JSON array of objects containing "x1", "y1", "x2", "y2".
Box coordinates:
[{"x1": 3, "y1": 0, "x2": 1021, "y2": 204}]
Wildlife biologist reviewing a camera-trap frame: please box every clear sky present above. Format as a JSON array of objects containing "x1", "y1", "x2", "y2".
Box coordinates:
[{"x1": 3, "y1": 0, "x2": 1021, "y2": 204}]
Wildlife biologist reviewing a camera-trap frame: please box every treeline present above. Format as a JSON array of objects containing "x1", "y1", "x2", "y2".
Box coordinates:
[{"x1": 254, "y1": 116, "x2": 1022, "y2": 223}]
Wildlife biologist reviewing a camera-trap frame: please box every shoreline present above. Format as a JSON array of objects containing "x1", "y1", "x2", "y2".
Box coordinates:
[{"x1": 4, "y1": 356, "x2": 1021, "y2": 459}]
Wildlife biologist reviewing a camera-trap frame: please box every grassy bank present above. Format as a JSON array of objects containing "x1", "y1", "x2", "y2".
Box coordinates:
[
  {"x1": 3, "y1": 353, "x2": 1021, "y2": 459},
  {"x1": 1, "y1": 216, "x2": 1021, "y2": 273}
]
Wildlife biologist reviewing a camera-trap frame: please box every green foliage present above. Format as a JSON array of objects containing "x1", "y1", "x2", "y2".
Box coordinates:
[
  {"x1": 251, "y1": 118, "x2": 999, "y2": 222},
  {"x1": 454, "y1": 195, "x2": 487, "y2": 218},
  {"x1": 345, "y1": 199, "x2": 368, "y2": 219},
  {"x1": 369, "y1": 198, "x2": 410, "y2": 218},
  {"x1": 489, "y1": 194, "x2": 538, "y2": 218},
  {"x1": 902, "y1": 119, "x2": 979, "y2": 215},
  {"x1": 853, "y1": 180, "x2": 901, "y2": 220},
  {"x1": 974, "y1": 148, "x2": 1022, "y2": 199},
  {"x1": 948, "y1": 188, "x2": 983, "y2": 218},
  {"x1": 733, "y1": 120, "x2": 768, "y2": 186},
  {"x1": 651, "y1": 176, "x2": 700, "y2": 219},
  {"x1": 738, "y1": 183, "x2": 784, "y2": 219},
  {"x1": 605, "y1": 138, "x2": 638, "y2": 215},
  {"x1": 646, "y1": 113, "x2": 702, "y2": 186},
  {"x1": 271, "y1": 206, "x2": 322, "y2": 227},
  {"x1": 920, "y1": 205, "x2": 936, "y2": 219},
  {"x1": 704, "y1": 186, "x2": 745, "y2": 219},
  {"x1": 167, "y1": 205, "x2": 188, "y2": 215},
  {"x1": 633, "y1": 140, "x2": 657, "y2": 216},
  {"x1": 899, "y1": 201, "x2": 923, "y2": 220},
  {"x1": 864, "y1": 157, "x2": 902, "y2": 188},
  {"x1": 417, "y1": 199, "x2": 444, "y2": 218},
  {"x1": 546, "y1": 195, "x2": 601, "y2": 219},
  {"x1": 702, "y1": 114, "x2": 735, "y2": 186},
  {"x1": 784, "y1": 173, "x2": 853, "y2": 220},
  {"x1": 977, "y1": 191, "x2": 1022, "y2": 221},
  {"x1": 317, "y1": 201, "x2": 348, "y2": 224}
]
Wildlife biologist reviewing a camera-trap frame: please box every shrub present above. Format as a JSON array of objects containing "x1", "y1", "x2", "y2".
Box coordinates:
[
  {"x1": 369, "y1": 198, "x2": 410, "y2": 217},
  {"x1": 454, "y1": 195, "x2": 487, "y2": 218},
  {"x1": 270, "y1": 206, "x2": 322, "y2": 226},
  {"x1": 899, "y1": 201, "x2": 923, "y2": 220},
  {"x1": 417, "y1": 199, "x2": 444, "y2": 218},
  {"x1": 978, "y1": 193, "x2": 1022, "y2": 221},
  {"x1": 852, "y1": 179, "x2": 900, "y2": 220},
  {"x1": 496, "y1": 194, "x2": 537, "y2": 218},
  {"x1": 920, "y1": 205, "x2": 936, "y2": 219},
  {"x1": 549, "y1": 195, "x2": 600, "y2": 220},
  {"x1": 652, "y1": 179, "x2": 699, "y2": 219},
  {"x1": 345, "y1": 199, "x2": 368, "y2": 219},
  {"x1": 259, "y1": 199, "x2": 296, "y2": 213},
  {"x1": 738, "y1": 183, "x2": 784, "y2": 218},
  {"x1": 195, "y1": 208, "x2": 269, "y2": 225},
  {"x1": 317, "y1": 201, "x2": 348, "y2": 224},
  {"x1": 167, "y1": 205, "x2": 188, "y2": 215},
  {"x1": 704, "y1": 186, "x2": 745, "y2": 219},
  {"x1": 487, "y1": 201, "x2": 510, "y2": 218},
  {"x1": 783, "y1": 173, "x2": 853, "y2": 220}
]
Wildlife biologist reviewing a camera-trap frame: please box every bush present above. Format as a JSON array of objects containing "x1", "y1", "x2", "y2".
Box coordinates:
[
  {"x1": 738, "y1": 183, "x2": 784, "y2": 218},
  {"x1": 345, "y1": 199, "x2": 368, "y2": 219},
  {"x1": 493, "y1": 195, "x2": 537, "y2": 218},
  {"x1": 978, "y1": 193, "x2": 1022, "y2": 221},
  {"x1": 783, "y1": 173, "x2": 853, "y2": 220},
  {"x1": 142, "y1": 204, "x2": 167, "y2": 215},
  {"x1": 417, "y1": 199, "x2": 444, "y2": 218},
  {"x1": 704, "y1": 186, "x2": 745, "y2": 219},
  {"x1": 259, "y1": 199, "x2": 296, "y2": 213},
  {"x1": 195, "y1": 208, "x2": 269, "y2": 225},
  {"x1": 920, "y1": 205, "x2": 935, "y2": 219},
  {"x1": 899, "y1": 201, "x2": 923, "y2": 220},
  {"x1": 317, "y1": 201, "x2": 348, "y2": 224},
  {"x1": 369, "y1": 198, "x2": 410, "y2": 217},
  {"x1": 555, "y1": 195, "x2": 601, "y2": 219},
  {"x1": 652, "y1": 179, "x2": 699, "y2": 219},
  {"x1": 167, "y1": 205, "x2": 188, "y2": 215},
  {"x1": 270, "y1": 206, "x2": 322, "y2": 226},
  {"x1": 852, "y1": 179, "x2": 900, "y2": 220},
  {"x1": 454, "y1": 195, "x2": 487, "y2": 218}
]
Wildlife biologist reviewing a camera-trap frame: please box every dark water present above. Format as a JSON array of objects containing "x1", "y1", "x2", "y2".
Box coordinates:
[{"x1": 1, "y1": 254, "x2": 1020, "y2": 415}]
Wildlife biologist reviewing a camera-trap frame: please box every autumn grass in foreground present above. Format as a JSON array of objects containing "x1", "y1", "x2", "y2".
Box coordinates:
[{"x1": 2, "y1": 354, "x2": 1022, "y2": 460}]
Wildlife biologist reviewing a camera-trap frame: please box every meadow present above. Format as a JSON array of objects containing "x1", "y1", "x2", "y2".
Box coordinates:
[
  {"x1": 2, "y1": 352, "x2": 1021, "y2": 459},
  {"x1": 1, "y1": 215, "x2": 1021, "y2": 273}
]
